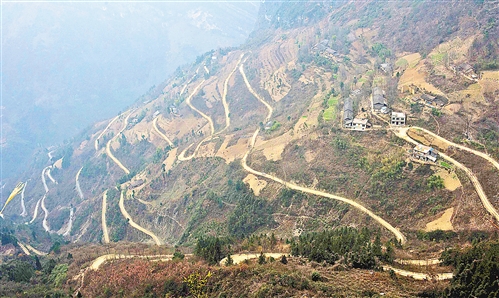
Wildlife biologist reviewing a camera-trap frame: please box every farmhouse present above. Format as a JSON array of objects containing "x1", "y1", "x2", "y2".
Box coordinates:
[
  {"x1": 350, "y1": 118, "x2": 371, "y2": 131},
  {"x1": 380, "y1": 63, "x2": 392, "y2": 74},
  {"x1": 129, "y1": 179, "x2": 145, "y2": 189},
  {"x1": 391, "y1": 112, "x2": 406, "y2": 126},
  {"x1": 343, "y1": 97, "x2": 354, "y2": 127},
  {"x1": 413, "y1": 144, "x2": 438, "y2": 162},
  {"x1": 372, "y1": 87, "x2": 387, "y2": 113}
]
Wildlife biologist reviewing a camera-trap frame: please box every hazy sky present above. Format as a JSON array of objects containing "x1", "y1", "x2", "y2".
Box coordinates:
[{"x1": 1, "y1": 1, "x2": 260, "y2": 178}]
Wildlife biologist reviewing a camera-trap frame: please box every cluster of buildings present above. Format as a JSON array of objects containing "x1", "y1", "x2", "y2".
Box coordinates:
[
  {"x1": 343, "y1": 97, "x2": 371, "y2": 131},
  {"x1": 450, "y1": 63, "x2": 478, "y2": 81},
  {"x1": 312, "y1": 39, "x2": 339, "y2": 60}
]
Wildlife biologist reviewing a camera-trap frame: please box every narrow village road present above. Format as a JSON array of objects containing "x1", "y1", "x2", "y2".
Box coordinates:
[
  {"x1": 394, "y1": 128, "x2": 499, "y2": 222},
  {"x1": 152, "y1": 116, "x2": 174, "y2": 147},
  {"x1": 410, "y1": 126, "x2": 499, "y2": 173},
  {"x1": 95, "y1": 114, "x2": 120, "y2": 151},
  {"x1": 105, "y1": 111, "x2": 134, "y2": 174},
  {"x1": 102, "y1": 192, "x2": 110, "y2": 244},
  {"x1": 119, "y1": 191, "x2": 161, "y2": 245}
]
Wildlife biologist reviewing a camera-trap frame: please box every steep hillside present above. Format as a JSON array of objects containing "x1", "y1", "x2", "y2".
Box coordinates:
[{"x1": 1, "y1": 1, "x2": 499, "y2": 295}]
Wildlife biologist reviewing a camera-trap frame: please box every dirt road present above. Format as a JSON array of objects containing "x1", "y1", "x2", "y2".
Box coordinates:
[
  {"x1": 41, "y1": 194, "x2": 51, "y2": 233},
  {"x1": 28, "y1": 198, "x2": 41, "y2": 224},
  {"x1": 102, "y1": 192, "x2": 110, "y2": 244},
  {"x1": 219, "y1": 253, "x2": 286, "y2": 265},
  {"x1": 152, "y1": 116, "x2": 174, "y2": 147},
  {"x1": 62, "y1": 207, "x2": 74, "y2": 237},
  {"x1": 239, "y1": 63, "x2": 273, "y2": 122},
  {"x1": 95, "y1": 114, "x2": 120, "y2": 151},
  {"x1": 41, "y1": 166, "x2": 50, "y2": 193},
  {"x1": 185, "y1": 80, "x2": 213, "y2": 135},
  {"x1": 105, "y1": 111, "x2": 134, "y2": 174},
  {"x1": 394, "y1": 127, "x2": 499, "y2": 222},
  {"x1": 119, "y1": 191, "x2": 161, "y2": 245},
  {"x1": 411, "y1": 126, "x2": 499, "y2": 173},
  {"x1": 20, "y1": 180, "x2": 28, "y2": 217},
  {"x1": 46, "y1": 167, "x2": 57, "y2": 184},
  {"x1": 382, "y1": 265, "x2": 453, "y2": 280},
  {"x1": 394, "y1": 258, "x2": 442, "y2": 266},
  {"x1": 75, "y1": 167, "x2": 84, "y2": 200},
  {"x1": 221, "y1": 53, "x2": 245, "y2": 131}
]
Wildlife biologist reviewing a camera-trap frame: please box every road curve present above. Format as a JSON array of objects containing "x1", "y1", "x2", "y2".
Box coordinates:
[
  {"x1": 394, "y1": 128, "x2": 499, "y2": 223},
  {"x1": 220, "y1": 53, "x2": 246, "y2": 132},
  {"x1": 185, "y1": 80, "x2": 214, "y2": 135},
  {"x1": 20, "y1": 180, "x2": 28, "y2": 217},
  {"x1": 46, "y1": 167, "x2": 57, "y2": 184},
  {"x1": 95, "y1": 115, "x2": 120, "y2": 151},
  {"x1": 25, "y1": 243, "x2": 47, "y2": 256},
  {"x1": 62, "y1": 207, "x2": 75, "y2": 237},
  {"x1": 102, "y1": 192, "x2": 110, "y2": 243},
  {"x1": 152, "y1": 116, "x2": 174, "y2": 147},
  {"x1": 411, "y1": 126, "x2": 499, "y2": 172},
  {"x1": 28, "y1": 198, "x2": 41, "y2": 224},
  {"x1": 105, "y1": 111, "x2": 134, "y2": 175},
  {"x1": 41, "y1": 194, "x2": 52, "y2": 233},
  {"x1": 239, "y1": 63, "x2": 273, "y2": 123},
  {"x1": 41, "y1": 167, "x2": 50, "y2": 193},
  {"x1": 75, "y1": 167, "x2": 84, "y2": 200},
  {"x1": 119, "y1": 191, "x2": 162, "y2": 245},
  {"x1": 239, "y1": 64, "x2": 406, "y2": 244}
]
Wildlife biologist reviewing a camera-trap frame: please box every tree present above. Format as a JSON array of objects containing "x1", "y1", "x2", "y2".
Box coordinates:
[
  {"x1": 225, "y1": 254, "x2": 233, "y2": 266},
  {"x1": 258, "y1": 252, "x2": 266, "y2": 265},
  {"x1": 280, "y1": 255, "x2": 288, "y2": 264}
]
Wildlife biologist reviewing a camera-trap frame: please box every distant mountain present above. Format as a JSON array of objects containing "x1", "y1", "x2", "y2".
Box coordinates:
[{"x1": 1, "y1": 1, "x2": 259, "y2": 178}]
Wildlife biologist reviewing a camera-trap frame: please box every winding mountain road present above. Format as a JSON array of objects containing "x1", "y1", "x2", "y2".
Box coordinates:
[
  {"x1": 119, "y1": 191, "x2": 161, "y2": 245},
  {"x1": 28, "y1": 198, "x2": 41, "y2": 224},
  {"x1": 394, "y1": 127, "x2": 499, "y2": 223},
  {"x1": 75, "y1": 167, "x2": 84, "y2": 200},
  {"x1": 41, "y1": 166, "x2": 50, "y2": 193},
  {"x1": 20, "y1": 180, "x2": 28, "y2": 217},
  {"x1": 41, "y1": 194, "x2": 52, "y2": 233},
  {"x1": 239, "y1": 63, "x2": 273, "y2": 123},
  {"x1": 105, "y1": 111, "x2": 134, "y2": 174},
  {"x1": 46, "y1": 167, "x2": 57, "y2": 184},
  {"x1": 239, "y1": 64, "x2": 406, "y2": 244},
  {"x1": 185, "y1": 80, "x2": 213, "y2": 135},
  {"x1": 95, "y1": 115, "x2": 120, "y2": 151},
  {"x1": 178, "y1": 80, "x2": 211, "y2": 161},
  {"x1": 410, "y1": 126, "x2": 499, "y2": 172},
  {"x1": 152, "y1": 116, "x2": 174, "y2": 147}
]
